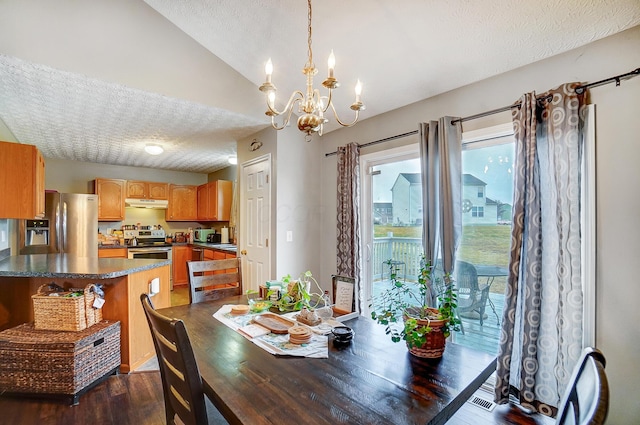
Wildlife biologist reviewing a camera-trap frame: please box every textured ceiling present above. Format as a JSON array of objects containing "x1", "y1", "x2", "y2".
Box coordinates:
[{"x1": 0, "y1": 0, "x2": 639, "y2": 174}]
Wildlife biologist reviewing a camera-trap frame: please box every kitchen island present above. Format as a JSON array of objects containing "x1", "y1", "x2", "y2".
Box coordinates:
[{"x1": 0, "y1": 254, "x2": 171, "y2": 372}]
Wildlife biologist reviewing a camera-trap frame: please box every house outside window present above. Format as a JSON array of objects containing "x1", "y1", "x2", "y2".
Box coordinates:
[{"x1": 471, "y1": 206, "x2": 484, "y2": 217}]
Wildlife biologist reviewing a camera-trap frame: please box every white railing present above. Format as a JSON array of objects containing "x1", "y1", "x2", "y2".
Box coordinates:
[{"x1": 372, "y1": 235, "x2": 422, "y2": 281}]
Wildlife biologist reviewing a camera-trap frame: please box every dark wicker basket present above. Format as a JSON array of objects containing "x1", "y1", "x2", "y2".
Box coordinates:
[{"x1": 404, "y1": 307, "x2": 448, "y2": 359}]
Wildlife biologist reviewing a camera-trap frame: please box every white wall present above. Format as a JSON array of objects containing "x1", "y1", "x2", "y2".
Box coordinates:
[{"x1": 318, "y1": 25, "x2": 640, "y2": 424}]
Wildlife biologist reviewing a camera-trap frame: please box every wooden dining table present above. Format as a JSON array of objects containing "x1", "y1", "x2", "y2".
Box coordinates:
[{"x1": 158, "y1": 296, "x2": 496, "y2": 425}]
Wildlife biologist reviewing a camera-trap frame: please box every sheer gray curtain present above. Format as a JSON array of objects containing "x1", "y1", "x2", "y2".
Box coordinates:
[
  {"x1": 336, "y1": 143, "x2": 362, "y2": 308},
  {"x1": 495, "y1": 83, "x2": 588, "y2": 416},
  {"x1": 419, "y1": 118, "x2": 462, "y2": 306}
]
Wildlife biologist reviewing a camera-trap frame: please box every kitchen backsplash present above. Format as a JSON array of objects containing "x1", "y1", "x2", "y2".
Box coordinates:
[{"x1": 97, "y1": 208, "x2": 229, "y2": 237}]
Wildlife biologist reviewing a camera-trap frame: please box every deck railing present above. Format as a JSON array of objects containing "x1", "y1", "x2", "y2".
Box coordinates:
[{"x1": 372, "y1": 235, "x2": 422, "y2": 281}]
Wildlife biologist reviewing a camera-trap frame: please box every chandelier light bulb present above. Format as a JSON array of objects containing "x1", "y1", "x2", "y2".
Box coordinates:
[
  {"x1": 265, "y1": 58, "x2": 273, "y2": 80},
  {"x1": 327, "y1": 50, "x2": 335, "y2": 78}
]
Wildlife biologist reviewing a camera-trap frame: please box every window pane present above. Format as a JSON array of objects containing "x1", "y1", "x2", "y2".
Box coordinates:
[{"x1": 454, "y1": 138, "x2": 514, "y2": 355}]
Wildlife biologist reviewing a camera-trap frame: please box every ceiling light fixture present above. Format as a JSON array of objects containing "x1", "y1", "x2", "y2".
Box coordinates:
[
  {"x1": 228, "y1": 155, "x2": 237, "y2": 165},
  {"x1": 144, "y1": 144, "x2": 164, "y2": 155},
  {"x1": 259, "y1": 0, "x2": 365, "y2": 141}
]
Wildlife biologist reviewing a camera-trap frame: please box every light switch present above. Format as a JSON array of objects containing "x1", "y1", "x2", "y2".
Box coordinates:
[{"x1": 286, "y1": 231, "x2": 293, "y2": 242}]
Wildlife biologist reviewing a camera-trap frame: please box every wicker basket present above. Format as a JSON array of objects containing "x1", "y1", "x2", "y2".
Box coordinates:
[
  {"x1": 0, "y1": 321, "x2": 120, "y2": 404},
  {"x1": 404, "y1": 308, "x2": 448, "y2": 359},
  {"x1": 32, "y1": 283, "x2": 103, "y2": 331}
]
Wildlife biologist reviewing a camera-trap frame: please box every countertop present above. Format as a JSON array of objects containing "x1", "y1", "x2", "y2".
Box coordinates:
[{"x1": 0, "y1": 254, "x2": 171, "y2": 279}]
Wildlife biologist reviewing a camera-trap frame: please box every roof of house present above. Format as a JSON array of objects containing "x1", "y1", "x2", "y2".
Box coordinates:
[{"x1": 463, "y1": 174, "x2": 487, "y2": 186}]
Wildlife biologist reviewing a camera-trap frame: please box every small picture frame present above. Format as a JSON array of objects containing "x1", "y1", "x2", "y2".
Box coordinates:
[{"x1": 332, "y1": 275, "x2": 357, "y2": 319}]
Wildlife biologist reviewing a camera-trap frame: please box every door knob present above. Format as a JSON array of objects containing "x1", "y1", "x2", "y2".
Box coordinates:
[{"x1": 241, "y1": 249, "x2": 247, "y2": 255}]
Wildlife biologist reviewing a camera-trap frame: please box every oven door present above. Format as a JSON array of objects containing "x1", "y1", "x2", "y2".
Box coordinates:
[{"x1": 128, "y1": 247, "x2": 173, "y2": 289}]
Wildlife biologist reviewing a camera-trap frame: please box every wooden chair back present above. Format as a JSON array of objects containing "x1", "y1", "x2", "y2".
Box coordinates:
[
  {"x1": 187, "y1": 258, "x2": 242, "y2": 304},
  {"x1": 140, "y1": 294, "x2": 208, "y2": 425},
  {"x1": 556, "y1": 347, "x2": 609, "y2": 425}
]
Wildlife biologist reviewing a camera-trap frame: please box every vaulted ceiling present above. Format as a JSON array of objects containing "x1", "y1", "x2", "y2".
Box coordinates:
[{"x1": 1, "y1": 0, "x2": 638, "y2": 173}]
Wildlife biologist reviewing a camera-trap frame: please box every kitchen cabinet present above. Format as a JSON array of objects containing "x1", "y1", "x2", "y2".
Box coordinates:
[
  {"x1": 98, "y1": 248, "x2": 128, "y2": 258},
  {"x1": 172, "y1": 245, "x2": 193, "y2": 286},
  {"x1": 126, "y1": 181, "x2": 168, "y2": 200},
  {"x1": 197, "y1": 180, "x2": 233, "y2": 221},
  {"x1": 0, "y1": 141, "x2": 45, "y2": 219},
  {"x1": 94, "y1": 178, "x2": 125, "y2": 221},
  {"x1": 166, "y1": 184, "x2": 197, "y2": 221}
]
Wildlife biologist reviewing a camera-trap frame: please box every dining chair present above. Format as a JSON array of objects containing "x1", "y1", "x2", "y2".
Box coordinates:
[
  {"x1": 187, "y1": 258, "x2": 242, "y2": 304},
  {"x1": 140, "y1": 294, "x2": 227, "y2": 425},
  {"x1": 454, "y1": 261, "x2": 490, "y2": 326},
  {"x1": 555, "y1": 347, "x2": 609, "y2": 425}
]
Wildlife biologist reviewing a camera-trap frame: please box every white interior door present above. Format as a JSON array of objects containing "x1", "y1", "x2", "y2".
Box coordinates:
[{"x1": 240, "y1": 154, "x2": 271, "y2": 292}]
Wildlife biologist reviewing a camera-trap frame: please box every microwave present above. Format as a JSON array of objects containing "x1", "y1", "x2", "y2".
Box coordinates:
[{"x1": 194, "y1": 229, "x2": 216, "y2": 242}]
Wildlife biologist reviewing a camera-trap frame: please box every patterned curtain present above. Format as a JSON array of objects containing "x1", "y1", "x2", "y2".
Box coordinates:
[
  {"x1": 419, "y1": 118, "x2": 462, "y2": 306},
  {"x1": 494, "y1": 83, "x2": 588, "y2": 416},
  {"x1": 336, "y1": 143, "x2": 361, "y2": 308}
]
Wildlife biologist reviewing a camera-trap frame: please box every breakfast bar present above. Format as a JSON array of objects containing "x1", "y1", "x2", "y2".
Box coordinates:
[{"x1": 0, "y1": 254, "x2": 171, "y2": 372}]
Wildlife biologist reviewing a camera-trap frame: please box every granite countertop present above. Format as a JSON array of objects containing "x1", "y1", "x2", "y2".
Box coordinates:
[{"x1": 0, "y1": 254, "x2": 171, "y2": 279}]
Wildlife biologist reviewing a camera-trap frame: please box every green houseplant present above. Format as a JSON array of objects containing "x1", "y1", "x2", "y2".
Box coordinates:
[
  {"x1": 370, "y1": 254, "x2": 460, "y2": 358},
  {"x1": 267, "y1": 271, "x2": 325, "y2": 312}
]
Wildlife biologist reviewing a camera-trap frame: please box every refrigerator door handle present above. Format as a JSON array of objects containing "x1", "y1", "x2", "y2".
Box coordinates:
[{"x1": 61, "y1": 201, "x2": 67, "y2": 252}]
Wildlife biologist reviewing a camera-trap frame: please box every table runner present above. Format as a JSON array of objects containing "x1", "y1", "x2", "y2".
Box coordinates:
[{"x1": 213, "y1": 305, "x2": 336, "y2": 358}]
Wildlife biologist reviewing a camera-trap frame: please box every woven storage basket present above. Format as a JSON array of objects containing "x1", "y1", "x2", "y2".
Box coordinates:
[
  {"x1": 404, "y1": 308, "x2": 448, "y2": 359},
  {"x1": 32, "y1": 283, "x2": 103, "y2": 331},
  {"x1": 0, "y1": 320, "x2": 120, "y2": 403}
]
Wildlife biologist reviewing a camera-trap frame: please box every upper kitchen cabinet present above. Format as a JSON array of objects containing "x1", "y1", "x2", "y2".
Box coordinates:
[
  {"x1": 126, "y1": 181, "x2": 168, "y2": 200},
  {"x1": 197, "y1": 180, "x2": 232, "y2": 221},
  {"x1": 166, "y1": 184, "x2": 197, "y2": 221},
  {"x1": 0, "y1": 141, "x2": 45, "y2": 219},
  {"x1": 94, "y1": 178, "x2": 125, "y2": 221}
]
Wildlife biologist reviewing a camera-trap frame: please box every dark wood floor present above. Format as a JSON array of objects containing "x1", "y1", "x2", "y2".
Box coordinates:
[{"x1": 0, "y1": 370, "x2": 553, "y2": 425}]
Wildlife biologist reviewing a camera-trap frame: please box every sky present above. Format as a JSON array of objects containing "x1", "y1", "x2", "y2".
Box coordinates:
[{"x1": 372, "y1": 143, "x2": 515, "y2": 204}]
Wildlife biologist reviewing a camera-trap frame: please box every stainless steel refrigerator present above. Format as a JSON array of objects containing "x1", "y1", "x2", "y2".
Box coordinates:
[{"x1": 20, "y1": 193, "x2": 98, "y2": 257}]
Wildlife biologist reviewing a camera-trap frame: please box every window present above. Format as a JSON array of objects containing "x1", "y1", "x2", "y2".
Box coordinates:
[
  {"x1": 471, "y1": 206, "x2": 484, "y2": 217},
  {"x1": 477, "y1": 187, "x2": 484, "y2": 198}
]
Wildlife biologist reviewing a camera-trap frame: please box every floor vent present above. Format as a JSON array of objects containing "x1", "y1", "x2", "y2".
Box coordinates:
[{"x1": 467, "y1": 394, "x2": 497, "y2": 412}]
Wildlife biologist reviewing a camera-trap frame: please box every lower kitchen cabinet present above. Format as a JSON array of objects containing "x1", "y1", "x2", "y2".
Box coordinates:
[
  {"x1": 172, "y1": 245, "x2": 192, "y2": 286},
  {"x1": 98, "y1": 248, "x2": 128, "y2": 258}
]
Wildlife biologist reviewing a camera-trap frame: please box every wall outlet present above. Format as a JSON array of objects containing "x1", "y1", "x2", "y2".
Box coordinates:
[{"x1": 286, "y1": 231, "x2": 293, "y2": 242}]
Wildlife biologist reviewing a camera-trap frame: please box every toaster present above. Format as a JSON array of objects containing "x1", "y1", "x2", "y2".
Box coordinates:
[{"x1": 207, "y1": 232, "x2": 222, "y2": 243}]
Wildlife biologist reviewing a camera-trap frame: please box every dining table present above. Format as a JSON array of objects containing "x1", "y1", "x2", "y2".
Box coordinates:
[{"x1": 158, "y1": 296, "x2": 497, "y2": 425}]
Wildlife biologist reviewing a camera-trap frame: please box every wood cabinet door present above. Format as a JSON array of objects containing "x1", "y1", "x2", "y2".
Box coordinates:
[
  {"x1": 98, "y1": 248, "x2": 128, "y2": 258},
  {"x1": 0, "y1": 141, "x2": 44, "y2": 219},
  {"x1": 95, "y1": 178, "x2": 125, "y2": 221},
  {"x1": 172, "y1": 245, "x2": 192, "y2": 285},
  {"x1": 126, "y1": 181, "x2": 147, "y2": 198},
  {"x1": 166, "y1": 184, "x2": 197, "y2": 221},
  {"x1": 197, "y1": 183, "x2": 210, "y2": 221},
  {"x1": 148, "y1": 182, "x2": 168, "y2": 200},
  {"x1": 216, "y1": 180, "x2": 233, "y2": 221}
]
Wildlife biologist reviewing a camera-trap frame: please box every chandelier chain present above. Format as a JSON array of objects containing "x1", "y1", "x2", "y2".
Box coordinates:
[{"x1": 306, "y1": 0, "x2": 313, "y2": 69}]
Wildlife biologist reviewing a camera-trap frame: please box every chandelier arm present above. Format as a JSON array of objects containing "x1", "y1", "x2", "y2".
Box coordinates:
[
  {"x1": 266, "y1": 90, "x2": 305, "y2": 116},
  {"x1": 328, "y1": 101, "x2": 361, "y2": 128},
  {"x1": 319, "y1": 90, "x2": 333, "y2": 114},
  {"x1": 270, "y1": 96, "x2": 303, "y2": 130}
]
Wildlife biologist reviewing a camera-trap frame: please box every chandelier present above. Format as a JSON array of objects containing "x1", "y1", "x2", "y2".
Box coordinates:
[{"x1": 259, "y1": 0, "x2": 365, "y2": 141}]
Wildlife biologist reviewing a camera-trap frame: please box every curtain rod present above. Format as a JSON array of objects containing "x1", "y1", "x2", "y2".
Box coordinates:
[{"x1": 325, "y1": 67, "x2": 639, "y2": 157}]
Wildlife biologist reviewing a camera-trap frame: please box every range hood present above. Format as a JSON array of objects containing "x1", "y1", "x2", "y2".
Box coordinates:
[{"x1": 125, "y1": 198, "x2": 169, "y2": 209}]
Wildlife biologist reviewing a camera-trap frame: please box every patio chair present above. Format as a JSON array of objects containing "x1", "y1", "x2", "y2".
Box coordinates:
[{"x1": 454, "y1": 261, "x2": 490, "y2": 326}]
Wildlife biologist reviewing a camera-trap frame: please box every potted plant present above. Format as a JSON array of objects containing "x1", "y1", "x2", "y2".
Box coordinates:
[
  {"x1": 268, "y1": 271, "x2": 326, "y2": 312},
  {"x1": 370, "y1": 254, "x2": 461, "y2": 358}
]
